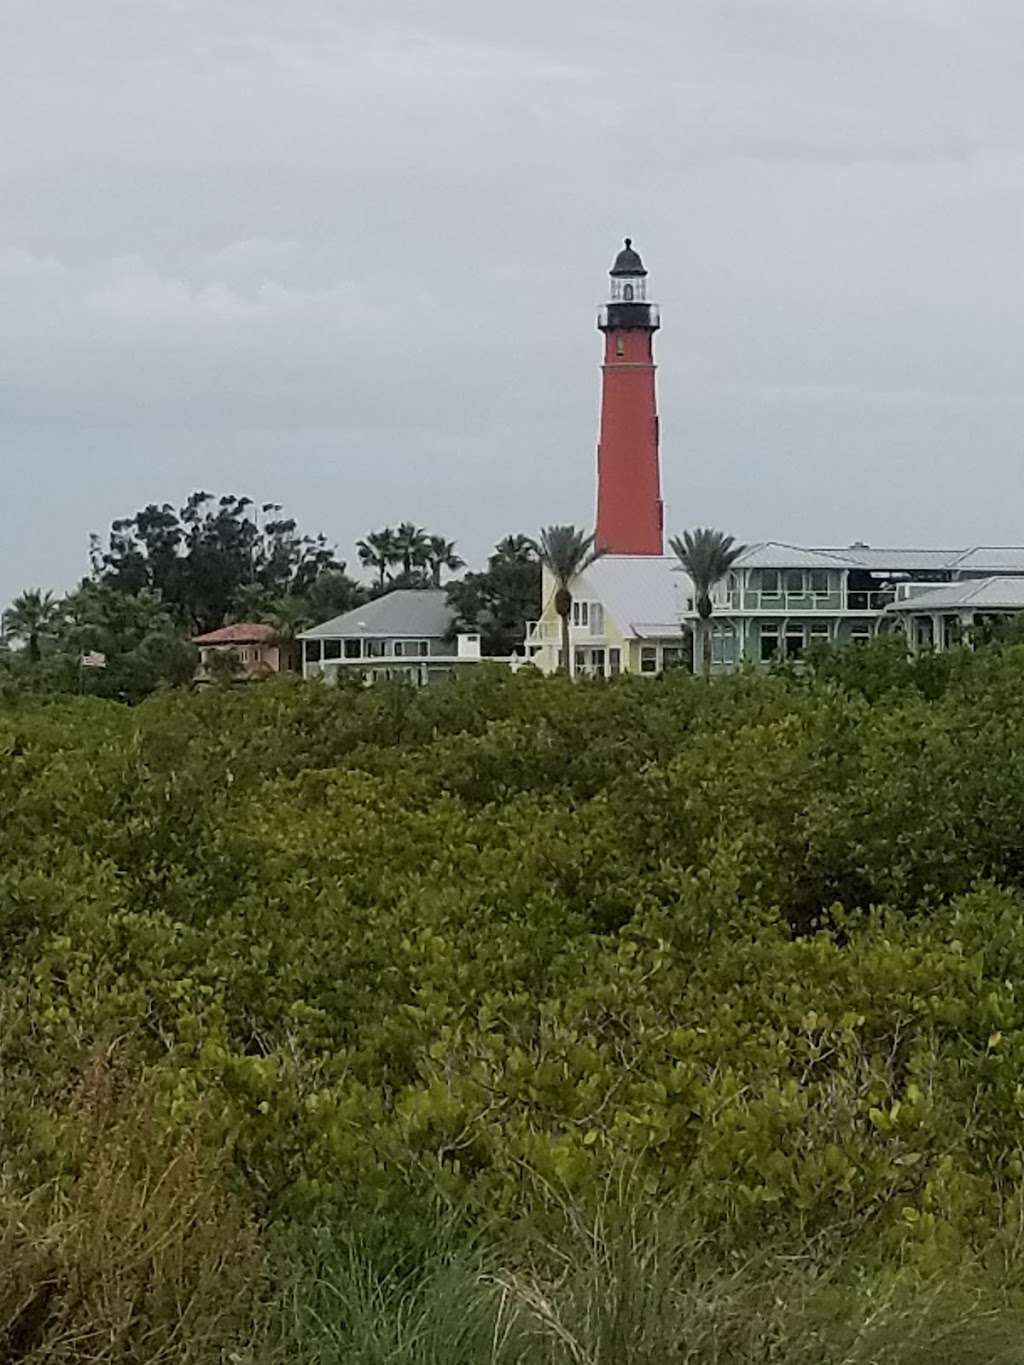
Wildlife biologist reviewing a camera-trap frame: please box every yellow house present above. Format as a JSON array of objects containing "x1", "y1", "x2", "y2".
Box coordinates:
[{"x1": 525, "y1": 555, "x2": 696, "y2": 677}]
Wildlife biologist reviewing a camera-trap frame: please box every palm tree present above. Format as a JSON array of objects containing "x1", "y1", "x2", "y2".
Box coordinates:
[
  {"x1": 356, "y1": 528, "x2": 399, "y2": 590},
  {"x1": 393, "y1": 522, "x2": 431, "y2": 578},
  {"x1": 426, "y1": 536, "x2": 464, "y2": 588},
  {"x1": 537, "y1": 525, "x2": 601, "y2": 678},
  {"x1": 259, "y1": 596, "x2": 312, "y2": 672},
  {"x1": 492, "y1": 534, "x2": 538, "y2": 566},
  {"x1": 669, "y1": 528, "x2": 747, "y2": 679},
  {"x1": 5, "y1": 589, "x2": 62, "y2": 663}
]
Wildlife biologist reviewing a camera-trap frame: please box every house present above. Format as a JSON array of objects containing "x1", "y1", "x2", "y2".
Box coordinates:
[
  {"x1": 526, "y1": 544, "x2": 1024, "y2": 675},
  {"x1": 526, "y1": 556, "x2": 694, "y2": 677},
  {"x1": 192, "y1": 622, "x2": 289, "y2": 681},
  {"x1": 297, "y1": 588, "x2": 489, "y2": 686},
  {"x1": 887, "y1": 577, "x2": 1024, "y2": 650}
]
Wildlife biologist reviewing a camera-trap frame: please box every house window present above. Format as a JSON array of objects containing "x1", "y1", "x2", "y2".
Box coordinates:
[
  {"x1": 761, "y1": 571, "x2": 781, "y2": 598},
  {"x1": 784, "y1": 624, "x2": 806, "y2": 659},
  {"x1": 590, "y1": 648, "x2": 606, "y2": 676},
  {"x1": 304, "y1": 640, "x2": 322, "y2": 663},
  {"x1": 662, "y1": 645, "x2": 685, "y2": 670},
  {"x1": 760, "y1": 625, "x2": 780, "y2": 662},
  {"x1": 809, "y1": 623, "x2": 831, "y2": 646},
  {"x1": 640, "y1": 646, "x2": 658, "y2": 673},
  {"x1": 574, "y1": 649, "x2": 588, "y2": 674},
  {"x1": 394, "y1": 640, "x2": 429, "y2": 658},
  {"x1": 344, "y1": 639, "x2": 361, "y2": 659},
  {"x1": 589, "y1": 603, "x2": 604, "y2": 635},
  {"x1": 609, "y1": 648, "x2": 621, "y2": 676},
  {"x1": 785, "y1": 570, "x2": 804, "y2": 595},
  {"x1": 572, "y1": 601, "x2": 590, "y2": 628},
  {"x1": 849, "y1": 623, "x2": 873, "y2": 646},
  {"x1": 711, "y1": 626, "x2": 736, "y2": 664},
  {"x1": 810, "y1": 570, "x2": 829, "y2": 596},
  {"x1": 324, "y1": 639, "x2": 342, "y2": 660},
  {"x1": 366, "y1": 639, "x2": 386, "y2": 657}
]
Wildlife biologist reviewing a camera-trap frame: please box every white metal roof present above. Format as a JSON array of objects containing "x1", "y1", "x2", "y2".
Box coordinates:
[
  {"x1": 887, "y1": 577, "x2": 1024, "y2": 612},
  {"x1": 570, "y1": 556, "x2": 692, "y2": 638}
]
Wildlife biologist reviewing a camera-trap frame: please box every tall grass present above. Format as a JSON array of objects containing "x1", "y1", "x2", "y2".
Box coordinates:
[
  {"x1": 269, "y1": 1192, "x2": 1024, "y2": 1365},
  {"x1": 3, "y1": 1091, "x2": 1023, "y2": 1364},
  {"x1": 0, "y1": 1063, "x2": 265, "y2": 1363}
]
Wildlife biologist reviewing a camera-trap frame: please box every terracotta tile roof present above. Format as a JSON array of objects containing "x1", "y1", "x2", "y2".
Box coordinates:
[{"x1": 191, "y1": 622, "x2": 279, "y2": 645}]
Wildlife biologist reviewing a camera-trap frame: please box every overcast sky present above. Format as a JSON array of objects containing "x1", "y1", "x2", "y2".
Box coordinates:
[{"x1": 4, "y1": 0, "x2": 1024, "y2": 606}]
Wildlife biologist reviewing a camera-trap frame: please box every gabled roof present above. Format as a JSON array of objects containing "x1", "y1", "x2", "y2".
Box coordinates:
[
  {"x1": 829, "y1": 548, "x2": 961, "y2": 572},
  {"x1": 192, "y1": 622, "x2": 278, "y2": 645},
  {"x1": 948, "y1": 547, "x2": 1024, "y2": 573},
  {"x1": 299, "y1": 589, "x2": 455, "y2": 640},
  {"x1": 887, "y1": 577, "x2": 1024, "y2": 612},
  {"x1": 735, "y1": 543, "x2": 862, "y2": 570},
  {"x1": 571, "y1": 556, "x2": 691, "y2": 639},
  {"x1": 734, "y1": 543, "x2": 1024, "y2": 574}
]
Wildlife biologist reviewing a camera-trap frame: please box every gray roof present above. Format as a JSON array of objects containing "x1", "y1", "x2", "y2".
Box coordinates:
[
  {"x1": 887, "y1": 577, "x2": 1024, "y2": 613},
  {"x1": 949, "y1": 547, "x2": 1024, "y2": 573},
  {"x1": 827, "y1": 548, "x2": 961, "y2": 573},
  {"x1": 299, "y1": 589, "x2": 455, "y2": 639},
  {"x1": 736, "y1": 543, "x2": 1024, "y2": 575},
  {"x1": 735, "y1": 542, "x2": 862, "y2": 570}
]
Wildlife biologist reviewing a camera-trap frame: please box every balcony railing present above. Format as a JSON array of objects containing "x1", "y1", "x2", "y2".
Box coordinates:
[
  {"x1": 725, "y1": 590, "x2": 895, "y2": 612},
  {"x1": 846, "y1": 590, "x2": 896, "y2": 611}
]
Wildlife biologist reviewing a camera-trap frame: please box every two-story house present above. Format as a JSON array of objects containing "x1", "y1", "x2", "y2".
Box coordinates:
[
  {"x1": 526, "y1": 543, "x2": 1024, "y2": 675},
  {"x1": 298, "y1": 589, "x2": 486, "y2": 685}
]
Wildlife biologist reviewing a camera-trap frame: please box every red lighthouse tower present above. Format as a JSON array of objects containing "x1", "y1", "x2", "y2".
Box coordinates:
[{"x1": 595, "y1": 239, "x2": 663, "y2": 555}]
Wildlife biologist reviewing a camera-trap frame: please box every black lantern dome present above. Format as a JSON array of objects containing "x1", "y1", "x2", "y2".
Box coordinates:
[{"x1": 609, "y1": 238, "x2": 647, "y2": 277}]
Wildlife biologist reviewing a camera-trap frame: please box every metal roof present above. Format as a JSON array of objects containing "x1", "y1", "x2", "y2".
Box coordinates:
[
  {"x1": 887, "y1": 577, "x2": 1024, "y2": 612},
  {"x1": 737, "y1": 543, "x2": 1024, "y2": 574},
  {"x1": 299, "y1": 589, "x2": 455, "y2": 640},
  {"x1": 949, "y1": 547, "x2": 1024, "y2": 573},
  {"x1": 734, "y1": 543, "x2": 863, "y2": 570},
  {"x1": 829, "y1": 548, "x2": 960, "y2": 572},
  {"x1": 570, "y1": 556, "x2": 691, "y2": 638}
]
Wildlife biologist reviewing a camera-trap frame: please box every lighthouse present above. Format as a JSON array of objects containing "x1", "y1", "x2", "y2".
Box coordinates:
[{"x1": 594, "y1": 239, "x2": 664, "y2": 555}]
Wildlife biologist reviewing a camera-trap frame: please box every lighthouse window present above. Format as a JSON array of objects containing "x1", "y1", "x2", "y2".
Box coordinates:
[
  {"x1": 615, "y1": 336, "x2": 625, "y2": 357},
  {"x1": 623, "y1": 283, "x2": 634, "y2": 301}
]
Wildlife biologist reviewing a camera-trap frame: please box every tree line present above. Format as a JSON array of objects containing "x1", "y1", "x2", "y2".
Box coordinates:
[{"x1": 1, "y1": 492, "x2": 544, "y2": 699}]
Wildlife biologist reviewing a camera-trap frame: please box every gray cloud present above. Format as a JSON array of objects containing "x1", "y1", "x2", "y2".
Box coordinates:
[{"x1": 4, "y1": 0, "x2": 1024, "y2": 607}]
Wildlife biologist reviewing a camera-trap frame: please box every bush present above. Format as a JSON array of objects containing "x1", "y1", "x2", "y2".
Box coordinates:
[{"x1": 6, "y1": 648, "x2": 1024, "y2": 1352}]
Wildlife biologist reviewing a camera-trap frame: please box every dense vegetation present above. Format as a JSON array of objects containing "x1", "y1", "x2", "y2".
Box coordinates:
[{"x1": 5, "y1": 640, "x2": 1024, "y2": 1360}]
